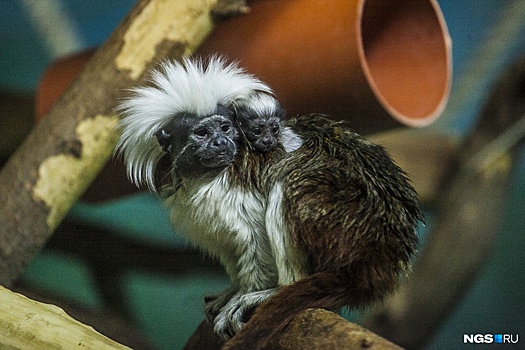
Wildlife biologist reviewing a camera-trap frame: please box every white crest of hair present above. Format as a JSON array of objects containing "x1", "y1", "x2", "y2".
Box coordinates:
[
  {"x1": 236, "y1": 92, "x2": 280, "y2": 116},
  {"x1": 115, "y1": 55, "x2": 273, "y2": 190}
]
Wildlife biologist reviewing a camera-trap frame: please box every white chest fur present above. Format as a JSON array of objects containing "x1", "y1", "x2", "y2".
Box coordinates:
[{"x1": 165, "y1": 170, "x2": 278, "y2": 291}]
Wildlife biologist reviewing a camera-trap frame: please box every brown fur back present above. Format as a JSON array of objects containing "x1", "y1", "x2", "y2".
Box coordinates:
[{"x1": 225, "y1": 114, "x2": 422, "y2": 349}]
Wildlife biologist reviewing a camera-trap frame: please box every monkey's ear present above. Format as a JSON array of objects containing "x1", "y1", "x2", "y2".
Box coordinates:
[{"x1": 156, "y1": 128, "x2": 173, "y2": 153}]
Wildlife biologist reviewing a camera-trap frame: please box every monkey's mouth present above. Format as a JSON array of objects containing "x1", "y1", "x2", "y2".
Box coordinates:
[
  {"x1": 199, "y1": 151, "x2": 235, "y2": 168},
  {"x1": 253, "y1": 139, "x2": 277, "y2": 153}
]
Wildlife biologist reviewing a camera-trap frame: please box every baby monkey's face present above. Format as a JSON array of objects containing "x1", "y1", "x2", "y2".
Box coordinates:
[
  {"x1": 234, "y1": 93, "x2": 284, "y2": 153},
  {"x1": 240, "y1": 115, "x2": 281, "y2": 153}
]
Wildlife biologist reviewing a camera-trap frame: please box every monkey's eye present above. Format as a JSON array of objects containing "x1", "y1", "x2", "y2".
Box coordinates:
[
  {"x1": 271, "y1": 125, "x2": 280, "y2": 134},
  {"x1": 194, "y1": 129, "x2": 209, "y2": 138},
  {"x1": 221, "y1": 123, "x2": 231, "y2": 132},
  {"x1": 252, "y1": 128, "x2": 262, "y2": 136}
]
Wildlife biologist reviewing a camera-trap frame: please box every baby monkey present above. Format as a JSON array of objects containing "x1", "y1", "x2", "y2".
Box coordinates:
[{"x1": 234, "y1": 95, "x2": 283, "y2": 152}]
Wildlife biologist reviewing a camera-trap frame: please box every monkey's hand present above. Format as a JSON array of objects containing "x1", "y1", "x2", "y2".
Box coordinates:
[
  {"x1": 213, "y1": 288, "x2": 278, "y2": 340},
  {"x1": 204, "y1": 287, "x2": 238, "y2": 325}
]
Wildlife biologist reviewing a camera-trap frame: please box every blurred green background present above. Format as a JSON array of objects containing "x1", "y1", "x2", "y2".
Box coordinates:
[{"x1": 1, "y1": 0, "x2": 525, "y2": 349}]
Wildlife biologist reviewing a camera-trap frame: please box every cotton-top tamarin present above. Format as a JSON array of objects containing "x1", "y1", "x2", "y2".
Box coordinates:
[
  {"x1": 116, "y1": 57, "x2": 422, "y2": 349},
  {"x1": 116, "y1": 57, "x2": 300, "y2": 340}
]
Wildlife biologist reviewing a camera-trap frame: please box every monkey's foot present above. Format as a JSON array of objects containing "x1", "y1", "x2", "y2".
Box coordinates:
[
  {"x1": 213, "y1": 288, "x2": 278, "y2": 340},
  {"x1": 204, "y1": 287, "x2": 238, "y2": 324}
]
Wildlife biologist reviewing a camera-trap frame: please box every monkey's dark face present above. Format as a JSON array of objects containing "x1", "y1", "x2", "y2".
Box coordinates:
[
  {"x1": 189, "y1": 115, "x2": 239, "y2": 167},
  {"x1": 156, "y1": 113, "x2": 239, "y2": 178},
  {"x1": 239, "y1": 115, "x2": 281, "y2": 152},
  {"x1": 233, "y1": 98, "x2": 284, "y2": 154}
]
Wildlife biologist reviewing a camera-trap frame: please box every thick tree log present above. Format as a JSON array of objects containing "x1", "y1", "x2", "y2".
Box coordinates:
[
  {"x1": 362, "y1": 55, "x2": 525, "y2": 349},
  {"x1": 185, "y1": 309, "x2": 403, "y2": 350},
  {"x1": 0, "y1": 286, "x2": 129, "y2": 349},
  {"x1": 0, "y1": 0, "x2": 246, "y2": 286}
]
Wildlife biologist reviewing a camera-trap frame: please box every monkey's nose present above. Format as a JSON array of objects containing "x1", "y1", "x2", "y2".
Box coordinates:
[
  {"x1": 211, "y1": 137, "x2": 228, "y2": 152},
  {"x1": 261, "y1": 136, "x2": 273, "y2": 146}
]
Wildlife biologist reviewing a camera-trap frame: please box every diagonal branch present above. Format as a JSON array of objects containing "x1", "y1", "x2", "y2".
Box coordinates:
[
  {"x1": 0, "y1": 285, "x2": 130, "y2": 349},
  {"x1": 0, "y1": 0, "x2": 247, "y2": 286}
]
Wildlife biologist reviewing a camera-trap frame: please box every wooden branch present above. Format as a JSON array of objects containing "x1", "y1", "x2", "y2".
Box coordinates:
[
  {"x1": 0, "y1": 0, "x2": 246, "y2": 286},
  {"x1": 0, "y1": 285, "x2": 129, "y2": 349},
  {"x1": 185, "y1": 309, "x2": 403, "y2": 350},
  {"x1": 273, "y1": 309, "x2": 403, "y2": 350},
  {"x1": 362, "y1": 55, "x2": 525, "y2": 349}
]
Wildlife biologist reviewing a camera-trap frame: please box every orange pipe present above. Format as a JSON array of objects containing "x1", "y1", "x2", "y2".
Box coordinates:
[
  {"x1": 197, "y1": 0, "x2": 452, "y2": 133},
  {"x1": 38, "y1": 0, "x2": 451, "y2": 134},
  {"x1": 36, "y1": 0, "x2": 452, "y2": 201}
]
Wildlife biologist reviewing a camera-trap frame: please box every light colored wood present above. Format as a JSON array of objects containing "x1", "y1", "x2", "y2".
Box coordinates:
[{"x1": 0, "y1": 286, "x2": 129, "y2": 350}]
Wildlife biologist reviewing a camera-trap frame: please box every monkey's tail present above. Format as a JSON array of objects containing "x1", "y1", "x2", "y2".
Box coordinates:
[{"x1": 224, "y1": 269, "x2": 386, "y2": 350}]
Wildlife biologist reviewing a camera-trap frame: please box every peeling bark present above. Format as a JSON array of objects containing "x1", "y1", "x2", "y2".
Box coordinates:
[
  {"x1": 0, "y1": 0, "x2": 247, "y2": 286},
  {"x1": 0, "y1": 286, "x2": 130, "y2": 349}
]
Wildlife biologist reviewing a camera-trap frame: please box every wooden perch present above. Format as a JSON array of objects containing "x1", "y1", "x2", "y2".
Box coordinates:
[
  {"x1": 362, "y1": 55, "x2": 525, "y2": 349},
  {"x1": 185, "y1": 309, "x2": 403, "y2": 350},
  {"x1": 0, "y1": 0, "x2": 247, "y2": 286},
  {"x1": 0, "y1": 285, "x2": 129, "y2": 349}
]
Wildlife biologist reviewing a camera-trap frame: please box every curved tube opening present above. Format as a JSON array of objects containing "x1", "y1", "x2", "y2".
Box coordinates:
[{"x1": 359, "y1": 0, "x2": 452, "y2": 126}]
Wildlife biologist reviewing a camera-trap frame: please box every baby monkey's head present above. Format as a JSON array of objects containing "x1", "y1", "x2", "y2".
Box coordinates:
[{"x1": 234, "y1": 94, "x2": 284, "y2": 153}]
